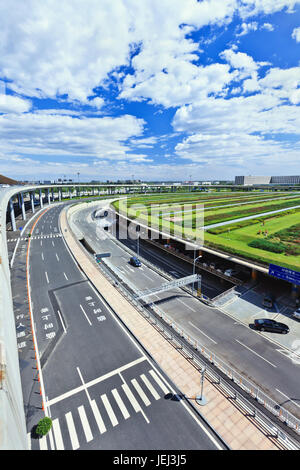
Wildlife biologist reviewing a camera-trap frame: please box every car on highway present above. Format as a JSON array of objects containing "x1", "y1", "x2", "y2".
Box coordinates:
[
  {"x1": 224, "y1": 268, "x2": 238, "y2": 277},
  {"x1": 129, "y1": 256, "x2": 142, "y2": 267},
  {"x1": 262, "y1": 295, "x2": 274, "y2": 308},
  {"x1": 292, "y1": 308, "x2": 300, "y2": 321},
  {"x1": 254, "y1": 318, "x2": 289, "y2": 334}
]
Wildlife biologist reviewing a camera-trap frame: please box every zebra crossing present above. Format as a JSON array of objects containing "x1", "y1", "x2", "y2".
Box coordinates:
[
  {"x1": 28, "y1": 368, "x2": 171, "y2": 450},
  {"x1": 7, "y1": 234, "x2": 62, "y2": 242}
]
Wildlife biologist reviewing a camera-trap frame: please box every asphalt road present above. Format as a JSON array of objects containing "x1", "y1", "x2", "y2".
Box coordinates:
[
  {"x1": 72, "y1": 204, "x2": 300, "y2": 420},
  {"x1": 18, "y1": 203, "x2": 225, "y2": 450}
]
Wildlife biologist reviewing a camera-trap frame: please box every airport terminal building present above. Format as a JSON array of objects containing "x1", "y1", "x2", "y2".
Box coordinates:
[{"x1": 235, "y1": 175, "x2": 300, "y2": 186}]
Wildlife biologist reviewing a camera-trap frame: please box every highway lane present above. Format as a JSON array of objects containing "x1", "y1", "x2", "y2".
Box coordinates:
[
  {"x1": 25, "y1": 203, "x2": 224, "y2": 450},
  {"x1": 73, "y1": 204, "x2": 300, "y2": 420}
]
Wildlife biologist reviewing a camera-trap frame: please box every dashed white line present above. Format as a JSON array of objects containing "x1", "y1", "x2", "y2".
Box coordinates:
[
  {"x1": 235, "y1": 339, "x2": 277, "y2": 368},
  {"x1": 188, "y1": 321, "x2": 217, "y2": 344},
  {"x1": 45, "y1": 271, "x2": 49, "y2": 284}
]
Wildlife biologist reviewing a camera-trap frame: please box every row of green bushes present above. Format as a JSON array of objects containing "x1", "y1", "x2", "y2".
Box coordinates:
[
  {"x1": 206, "y1": 207, "x2": 300, "y2": 235},
  {"x1": 248, "y1": 238, "x2": 286, "y2": 254}
]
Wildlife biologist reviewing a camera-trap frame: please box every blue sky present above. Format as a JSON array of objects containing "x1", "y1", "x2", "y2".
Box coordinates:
[{"x1": 0, "y1": 0, "x2": 300, "y2": 182}]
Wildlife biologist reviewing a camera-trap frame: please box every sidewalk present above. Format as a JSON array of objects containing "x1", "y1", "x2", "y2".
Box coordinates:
[{"x1": 60, "y1": 208, "x2": 283, "y2": 450}]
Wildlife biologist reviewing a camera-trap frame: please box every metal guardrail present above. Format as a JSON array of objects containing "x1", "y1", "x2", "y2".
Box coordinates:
[{"x1": 90, "y1": 254, "x2": 300, "y2": 449}]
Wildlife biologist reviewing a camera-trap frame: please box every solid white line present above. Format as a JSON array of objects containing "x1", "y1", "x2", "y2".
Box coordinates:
[
  {"x1": 57, "y1": 309, "x2": 67, "y2": 334},
  {"x1": 78, "y1": 405, "x2": 93, "y2": 442},
  {"x1": 101, "y1": 394, "x2": 119, "y2": 426},
  {"x1": 235, "y1": 339, "x2": 277, "y2": 368},
  {"x1": 276, "y1": 389, "x2": 300, "y2": 409},
  {"x1": 52, "y1": 418, "x2": 64, "y2": 450},
  {"x1": 177, "y1": 298, "x2": 196, "y2": 312},
  {"x1": 45, "y1": 271, "x2": 49, "y2": 284},
  {"x1": 131, "y1": 379, "x2": 151, "y2": 406},
  {"x1": 140, "y1": 374, "x2": 160, "y2": 400},
  {"x1": 79, "y1": 304, "x2": 92, "y2": 325},
  {"x1": 188, "y1": 321, "x2": 217, "y2": 344},
  {"x1": 27, "y1": 432, "x2": 31, "y2": 450},
  {"x1": 65, "y1": 412, "x2": 80, "y2": 450},
  {"x1": 111, "y1": 389, "x2": 130, "y2": 420}
]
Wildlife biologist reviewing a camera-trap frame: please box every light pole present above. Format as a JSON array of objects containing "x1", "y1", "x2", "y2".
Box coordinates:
[
  {"x1": 136, "y1": 224, "x2": 140, "y2": 257},
  {"x1": 192, "y1": 252, "x2": 202, "y2": 296},
  {"x1": 196, "y1": 366, "x2": 207, "y2": 406}
]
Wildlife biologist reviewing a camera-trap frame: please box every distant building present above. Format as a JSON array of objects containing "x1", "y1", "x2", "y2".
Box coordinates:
[{"x1": 235, "y1": 175, "x2": 300, "y2": 186}]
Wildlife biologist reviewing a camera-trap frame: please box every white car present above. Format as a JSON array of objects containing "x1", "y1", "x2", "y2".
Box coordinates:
[{"x1": 292, "y1": 308, "x2": 300, "y2": 320}]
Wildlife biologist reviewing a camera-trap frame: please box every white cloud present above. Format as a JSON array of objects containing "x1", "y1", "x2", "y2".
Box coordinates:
[
  {"x1": 262, "y1": 22, "x2": 274, "y2": 31},
  {"x1": 0, "y1": 112, "x2": 146, "y2": 161},
  {"x1": 0, "y1": 94, "x2": 31, "y2": 114},
  {"x1": 237, "y1": 22, "x2": 258, "y2": 36},
  {"x1": 292, "y1": 26, "x2": 300, "y2": 42}
]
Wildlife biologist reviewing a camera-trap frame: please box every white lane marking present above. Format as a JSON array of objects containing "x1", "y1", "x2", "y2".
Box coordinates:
[
  {"x1": 140, "y1": 374, "x2": 160, "y2": 400},
  {"x1": 65, "y1": 412, "x2": 80, "y2": 450},
  {"x1": 276, "y1": 389, "x2": 300, "y2": 409},
  {"x1": 188, "y1": 321, "x2": 217, "y2": 344},
  {"x1": 111, "y1": 389, "x2": 130, "y2": 420},
  {"x1": 55, "y1": 253, "x2": 60, "y2": 262},
  {"x1": 46, "y1": 357, "x2": 147, "y2": 407},
  {"x1": 149, "y1": 370, "x2": 170, "y2": 395},
  {"x1": 40, "y1": 240, "x2": 43, "y2": 246},
  {"x1": 39, "y1": 435, "x2": 47, "y2": 450},
  {"x1": 52, "y1": 241, "x2": 55, "y2": 247},
  {"x1": 140, "y1": 271, "x2": 155, "y2": 282},
  {"x1": 78, "y1": 405, "x2": 93, "y2": 442},
  {"x1": 177, "y1": 298, "x2": 196, "y2": 312},
  {"x1": 79, "y1": 304, "x2": 92, "y2": 326},
  {"x1": 101, "y1": 394, "x2": 119, "y2": 427},
  {"x1": 52, "y1": 418, "x2": 64, "y2": 450},
  {"x1": 45, "y1": 271, "x2": 49, "y2": 284},
  {"x1": 63, "y1": 272, "x2": 68, "y2": 281},
  {"x1": 57, "y1": 309, "x2": 67, "y2": 334},
  {"x1": 122, "y1": 383, "x2": 150, "y2": 424},
  {"x1": 91, "y1": 400, "x2": 106, "y2": 434},
  {"x1": 131, "y1": 379, "x2": 151, "y2": 406},
  {"x1": 41, "y1": 252, "x2": 44, "y2": 261},
  {"x1": 235, "y1": 339, "x2": 277, "y2": 368},
  {"x1": 27, "y1": 432, "x2": 32, "y2": 450}
]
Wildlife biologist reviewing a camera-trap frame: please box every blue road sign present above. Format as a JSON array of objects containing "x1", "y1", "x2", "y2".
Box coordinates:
[{"x1": 269, "y1": 264, "x2": 300, "y2": 286}]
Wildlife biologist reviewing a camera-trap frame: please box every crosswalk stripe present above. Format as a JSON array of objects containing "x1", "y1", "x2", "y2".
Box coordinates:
[
  {"x1": 65, "y1": 412, "x2": 80, "y2": 450},
  {"x1": 140, "y1": 374, "x2": 160, "y2": 400},
  {"x1": 27, "y1": 432, "x2": 31, "y2": 450},
  {"x1": 52, "y1": 418, "x2": 64, "y2": 450},
  {"x1": 78, "y1": 405, "x2": 93, "y2": 442},
  {"x1": 149, "y1": 370, "x2": 170, "y2": 395},
  {"x1": 101, "y1": 394, "x2": 118, "y2": 427},
  {"x1": 131, "y1": 379, "x2": 151, "y2": 406},
  {"x1": 91, "y1": 399, "x2": 106, "y2": 434},
  {"x1": 39, "y1": 435, "x2": 48, "y2": 450},
  {"x1": 122, "y1": 383, "x2": 142, "y2": 413},
  {"x1": 111, "y1": 389, "x2": 130, "y2": 420}
]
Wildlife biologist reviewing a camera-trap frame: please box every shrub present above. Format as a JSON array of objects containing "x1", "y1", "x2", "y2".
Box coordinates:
[
  {"x1": 248, "y1": 239, "x2": 286, "y2": 254},
  {"x1": 36, "y1": 417, "x2": 53, "y2": 437}
]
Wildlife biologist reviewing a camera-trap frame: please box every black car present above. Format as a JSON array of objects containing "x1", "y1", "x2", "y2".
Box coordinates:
[
  {"x1": 254, "y1": 318, "x2": 289, "y2": 334},
  {"x1": 129, "y1": 256, "x2": 141, "y2": 267}
]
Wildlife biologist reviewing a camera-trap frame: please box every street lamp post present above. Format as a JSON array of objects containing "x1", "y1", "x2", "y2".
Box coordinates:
[
  {"x1": 192, "y1": 253, "x2": 202, "y2": 296},
  {"x1": 196, "y1": 366, "x2": 207, "y2": 406}
]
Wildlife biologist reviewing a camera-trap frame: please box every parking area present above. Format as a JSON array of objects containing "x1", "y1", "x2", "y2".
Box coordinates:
[{"x1": 216, "y1": 284, "x2": 300, "y2": 358}]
